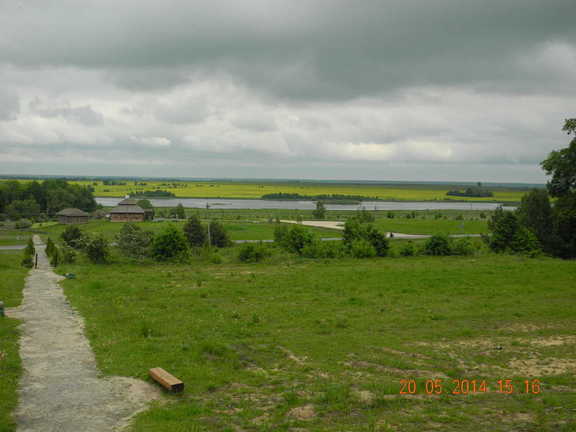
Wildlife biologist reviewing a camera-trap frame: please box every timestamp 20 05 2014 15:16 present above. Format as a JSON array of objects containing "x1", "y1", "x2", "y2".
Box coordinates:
[{"x1": 399, "y1": 379, "x2": 542, "y2": 395}]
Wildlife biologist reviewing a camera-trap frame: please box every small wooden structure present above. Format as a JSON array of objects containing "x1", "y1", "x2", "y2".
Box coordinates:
[
  {"x1": 149, "y1": 367, "x2": 184, "y2": 392},
  {"x1": 109, "y1": 198, "x2": 145, "y2": 222},
  {"x1": 56, "y1": 208, "x2": 89, "y2": 224}
]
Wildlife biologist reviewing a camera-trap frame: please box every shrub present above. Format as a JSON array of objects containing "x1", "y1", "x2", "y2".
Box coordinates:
[
  {"x1": 84, "y1": 235, "x2": 110, "y2": 264},
  {"x1": 21, "y1": 254, "x2": 34, "y2": 268},
  {"x1": 152, "y1": 225, "x2": 190, "y2": 262},
  {"x1": 273, "y1": 224, "x2": 289, "y2": 245},
  {"x1": 423, "y1": 234, "x2": 452, "y2": 256},
  {"x1": 45, "y1": 238, "x2": 56, "y2": 257},
  {"x1": 343, "y1": 219, "x2": 389, "y2": 257},
  {"x1": 61, "y1": 225, "x2": 85, "y2": 249},
  {"x1": 50, "y1": 246, "x2": 60, "y2": 267},
  {"x1": 209, "y1": 220, "x2": 232, "y2": 248},
  {"x1": 24, "y1": 238, "x2": 35, "y2": 256},
  {"x1": 386, "y1": 211, "x2": 395, "y2": 219},
  {"x1": 355, "y1": 208, "x2": 375, "y2": 223},
  {"x1": 238, "y1": 243, "x2": 269, "y2": 263},
  {"x1": 350, "y1": 239, "x2": 377, "y2": 258},
  {"x1": 61, "y1": 245, "x2": 77, "y2": 264},
  {"x1": 116, "y1": 223, "x2": 153, "y2": 259},
  {"x1": 301, "y1": 240, "x2": 345, "y2": 259},
  {"x1": 280, "y1": 225, "x2": 315, "y2": 255},
  {"x1": 451, "y1": 238, "x2": 475, "y2": 256},
  {"x1": 399, "y1": 241, "x2": 416, "y2": 257},
  {"x1": 183, "y1": 215, "x2": 206, "y2": 247},
  {"x1": 312, "y1": 201, "x2": 326, "y2": 219}
]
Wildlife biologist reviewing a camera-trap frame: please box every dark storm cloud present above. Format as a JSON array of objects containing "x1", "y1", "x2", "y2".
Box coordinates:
[{"x1": 2, "y1": 0, "x2": 575, "y2": 98}]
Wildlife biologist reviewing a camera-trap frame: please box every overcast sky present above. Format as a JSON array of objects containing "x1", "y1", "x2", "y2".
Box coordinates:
[{"x1": 1, "y1": 0, "x2": 574, "y2": 182}]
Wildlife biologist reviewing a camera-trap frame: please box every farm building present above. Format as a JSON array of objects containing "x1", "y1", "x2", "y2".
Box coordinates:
[
  {"x1": 109, "y1": 198, "x2": 145, "y2": 222},
  {"x1": 56, "y1": 208, "x2": 90, "y2": 224}
]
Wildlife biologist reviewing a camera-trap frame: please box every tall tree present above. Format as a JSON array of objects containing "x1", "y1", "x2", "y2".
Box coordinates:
[
  {"x1": 183, "y1": 215, "x2": 206, "y2": 247},
  {"x1": 541, "y1": 118, "x2": 576, "y2": 258},
  {"x1": 516, "y1": 189, "x2": 556, "y2": 253}
]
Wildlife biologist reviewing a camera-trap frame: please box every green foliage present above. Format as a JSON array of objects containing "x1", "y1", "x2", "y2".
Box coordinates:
[
  {"x1": 183, "y1": 215, "x2": 207, "y2": 247},
  {"x1": 208, "y1": 220, "x2": 232, "y2": 248},
  {"x1": 312, "y1": 201, "x2": 326, "y2": 219},
  {"x1": 350, "y1": 239, "x2": 377, "y2": 258},
  {"x1": 399, "y1": 241, "x2": 416, "y2": 257},
  {"x1": 301, "y1": 240, "x2": 345, "y2": 259},
  {"x1": 6, "y1": 199, "x2": 40, "y2": 220},
  {"x1": 24, "y1": 238, "x2": 35, "y2": 256},
  {"x1": 343, "y1": 219, "x2": 389, "y2": 257},
  {"x1": 116, "y1": 223, "x2": 153, "y2": 259},
  {"x1": 45, "y1": 238, "x2": 56, "y2": 257},
  {"x1": 552, "y1": 193, "x2": 576, "y2": 258},
  {"x1": 451, "y1": 238, "x2": 476, "y2": 256},
  {"x1": 50, "y1": 246, "x2": 60, "y2": 267},
  {"x1": 175, "y1": 203, "x2": 186, "y2": 219},
  {"x1": 83, "y1": 235, "x2": 110, "y2": 264},
  {"x1": 278, "y1": 225, "x2": 315, "y2": 255},
  {"x1": 516, "y1": 189, "x2": 555, "y2": 253},
  {"x1": 152, "y1": 225, "x2": 189, "y2": 262},
  {"x1": 487, "y1": 207, "x2": 541, "y2": 256},
  {"x1": 61, "y1": 225, "x2": 85, "y2": 249},
  {"x1": 541, "y1": 118, "x2": 576, "y2": 197},
  {"x1": 237, "y1": 243, "x2": 270, "y2": 263},
  {"x1": 423, "y1": 234, "x2": 452, "y2": 256},
  {"x1": 20, "y1": 254, "x2": 34, "y2": 268},
  {"x1": 60, "y1": 245, "x2": 77, "y2": 264},
  {"x1": 355, "y1": 208, "x2": 375, "y2": 223}
]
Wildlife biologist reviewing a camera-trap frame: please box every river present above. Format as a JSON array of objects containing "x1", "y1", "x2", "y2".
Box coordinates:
[{"x1": 96, "y1": 197, "x2": 515, "y2": 211}]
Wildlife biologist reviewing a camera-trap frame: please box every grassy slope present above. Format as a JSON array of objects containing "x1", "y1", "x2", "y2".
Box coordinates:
[
  {"x1": 59, "y1": 254, "x2": 576, "y2": 431},
  {"x1": 0, "y1": 251, "x2": 28, "y2": 432},
  {"x1": 66, "y1": 180, "x2": 527, "y2": 202},
  {"x1": 0, "y1": 231, "x2": 32, "y2": 246}
]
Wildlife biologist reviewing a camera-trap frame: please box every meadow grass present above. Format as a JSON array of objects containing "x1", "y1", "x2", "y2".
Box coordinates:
[
  {"x1": 0, "y1": 251, "x2": 28, "y2": 432},
  {"x1": 0, "y1": 231, "x2": 32, "y2": 247},
  {"x1": 57, "y1": 251, "x2": 576, "y2": 431},
  {"x1": 39, "y1": 220, "x2": 342, "y2": 242},
  {"x1": 63, "y1": 179, "x2": 528, "y2": 202}
]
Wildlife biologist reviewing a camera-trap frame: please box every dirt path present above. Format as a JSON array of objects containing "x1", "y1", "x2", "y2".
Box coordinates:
[{"x1": 7, "y1": 236, "x2": 160, "y2": 432}]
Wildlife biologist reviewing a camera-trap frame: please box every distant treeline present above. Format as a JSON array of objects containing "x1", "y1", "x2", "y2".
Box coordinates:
[
  {"x1": 129, "y1": 190, "x2": 175, "y2": 198},
  {"x1": 446, "y1": 187, "x2": 494, "y2": 198},
  {"x1": 261, "y1": 192, "x2": 378, "y2": 201},
  {"x1": 0, "y1": 179, "x2": 97, "y2": 220}
]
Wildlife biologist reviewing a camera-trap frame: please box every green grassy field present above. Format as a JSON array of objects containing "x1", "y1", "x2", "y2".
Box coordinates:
[
  {"x1": 373, "y1": 217, "x2": 488, "y2": 235},
  {"x1": 0, "y1": 251, "x2": 27, "y2": 431},
  {"x1": 58, "y1": 180, "x2": 528, "y2": 202},
  {"x1": 55, "y1": 251, "x2": 576, "y2": 431},
  {"x1": 0, "y1": 231, "x2": 32, "y2": 247},
  {"x1": 38, "y1": 220, "x2": 342, "y2": 242}
]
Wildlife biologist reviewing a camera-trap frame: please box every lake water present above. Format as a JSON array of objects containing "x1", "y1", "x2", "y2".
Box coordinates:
[{"x1": 96, "y1": 197, "x2": 515, "y2": 211}]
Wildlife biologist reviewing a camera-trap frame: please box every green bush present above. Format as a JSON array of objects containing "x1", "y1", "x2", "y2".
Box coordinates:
[
  {"x1": 350, "y1": 239, "x2": 377, "y2": 258},
  {"x1": 50, "y1": 247, "x2": 60, "y2": 267},
  {"x1": 423, "y1": 234, "x2": 452, "y2": 256},
  {"x1": 116, "y1": 223, "x2": 153, "y2": 259},
  {"x1": 24, "y1": 238, "x2": 35, "y2": 256},
  {"x1": 343, "y1": 219, "x2": 389, "y2": 257},
  {"x1": 273, "y1": 224, "x2": 289, "y2": 245},
  {"x1": 209, "y1": 220, "x2": 232, "y2": 248},
  {"x1": 238, "y1": 243, "x2": 269, "y2": 263},
  {"x1": 183, "y1": 215, "x2": 206, "y2": 247},
  {"x1": 451, "y1": 238, "x2": 475, "y2": 256},
  {"x1": 61, "y1": 225, "x2": 85, "y2": 249},
  {"x1": 21, "y1": 254, "x2": 34, "y2": 268},
  {"x1": 399, "y1": 241, "x2": 416, "y2": 257},
  {"x1": 61, "y1": 245, "x2": 77, "y2": 264},
  {"x1": 280, "y1": 225, "x2": 315, "y2": 255},
  {"x1": 151, "y1": 225, "x2": 190, "y2": 262},
  {"x1": 301, "y1": 240, "x2": 345, "y2": 259},
  {"x1": 45, "y1": 238, "x2": 56, "y2": 257},
  {"x1": 83, "y1": 235, "x2": 110, "y2": 264}
]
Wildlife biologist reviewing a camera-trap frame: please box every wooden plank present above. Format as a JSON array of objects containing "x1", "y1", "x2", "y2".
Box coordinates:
[{"x1": 149, "y1": 367, "x2": 184, "y2": 393}]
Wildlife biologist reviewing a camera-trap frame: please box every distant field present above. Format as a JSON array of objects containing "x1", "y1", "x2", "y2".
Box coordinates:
[
  {"x1": 59, "y1": 180, "x2": 528, "y2": 202},
  {"x1": 0, "y1": 231, "x2": 32, "y2": 246},
  {"x1": 57, "y1": 254, "x2": 576, "y2": 431}
]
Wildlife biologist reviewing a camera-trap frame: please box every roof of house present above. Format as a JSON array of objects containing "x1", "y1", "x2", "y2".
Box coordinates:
[
  {"x1": 118, "y1": 198, "x2": 139, "y2": 206},
  {"x1": 109, "y1": 204, "x2": 145, "y2": 214},
  {"x1": 56, "y1": 208, "x2": 89, "y2": 217}
]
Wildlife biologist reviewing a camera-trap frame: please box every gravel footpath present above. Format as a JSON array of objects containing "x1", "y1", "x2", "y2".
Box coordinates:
[{"x1": 8, "y1": 236, "x2": 161, "y2": 432}]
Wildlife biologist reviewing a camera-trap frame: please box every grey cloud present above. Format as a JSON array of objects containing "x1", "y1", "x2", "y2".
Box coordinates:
[{"x1": 0, "y1": 87, "x2": 19, "y2": 120}]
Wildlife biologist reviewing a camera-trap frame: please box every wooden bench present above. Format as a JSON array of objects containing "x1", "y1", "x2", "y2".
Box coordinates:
[{"x1": 149, "y1": 367, "x2": 184, "y2": 393}]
